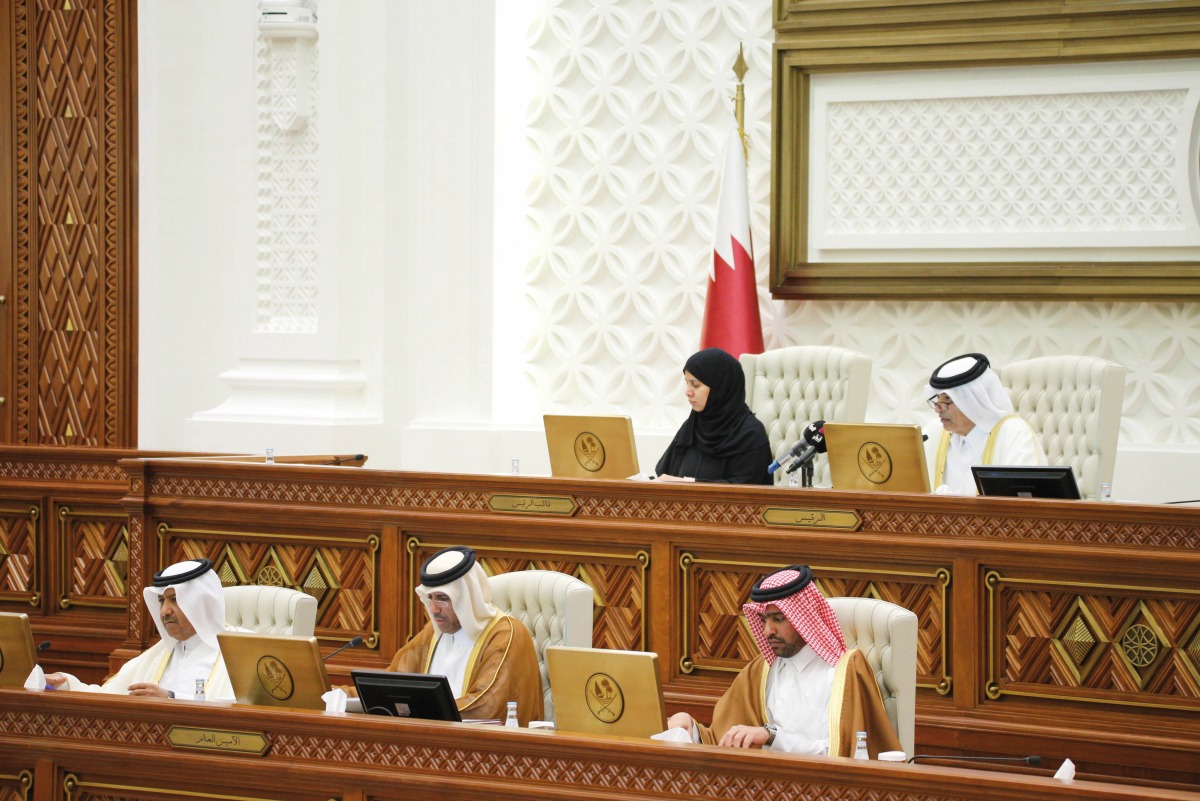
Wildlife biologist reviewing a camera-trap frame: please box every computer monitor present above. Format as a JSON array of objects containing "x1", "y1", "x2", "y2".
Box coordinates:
[
  {"x1": 543, "y1": 415, "x2": 641, "y2": 479},
  {"x1": 972, "y1": 465, "x2": 1082, "y2": 499},
  {"x1": 0, "y1": 613, "x2": 38, "y2": 688},
  {"x1": 350, "y1": 670, "x2": 462, "y2": 721},
  {"x1": 824, "y1": 422, "x2": 931, "y2": 493},
  {"x1": 547, "y1": 646, "x2": 666, "y2": 738},
  {"x1": 218, "y1": 632, "x2": 331, "y2": 710}
]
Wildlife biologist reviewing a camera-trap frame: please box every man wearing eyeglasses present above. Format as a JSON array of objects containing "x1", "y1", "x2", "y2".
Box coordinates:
[
  {"x1": 374, "y1": 546, "x2": 543, "y2": 725},
  {"x1": 922, "y1": 353, "x2": 1044, "y2": 494}
]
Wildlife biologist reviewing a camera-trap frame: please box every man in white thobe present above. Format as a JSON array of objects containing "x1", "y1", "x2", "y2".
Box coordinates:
[
  {"x1": 922, "y1": 352, "x2": 1045, "y2": 495},
  {"x1": 45, "y1": 558, "x2": 237, "y2": 701}
]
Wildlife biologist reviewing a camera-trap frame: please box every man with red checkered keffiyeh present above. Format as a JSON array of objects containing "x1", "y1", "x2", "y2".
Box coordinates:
[{"x1": 665, "y1": 565, "x2": 900, "y2": 756}]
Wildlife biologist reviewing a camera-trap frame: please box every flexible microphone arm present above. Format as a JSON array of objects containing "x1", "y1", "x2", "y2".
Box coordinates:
[
  {"x1": 322, "y1": 635, "x2": 364, "y2": 662},
  {"x1": 35, "y1": 641, "x2": 51, "y2": 652},
  {"x1": 907, "y1": 754, "x2": 1041, "y2": 766}
]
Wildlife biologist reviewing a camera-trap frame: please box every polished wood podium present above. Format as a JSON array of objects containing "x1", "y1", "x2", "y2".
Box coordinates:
[
  {"x1": 0, "y1": 447, "x2": 1197, "y2": 790},
  {"x1": 0, "y1": 689, "x2": 1194, "y2": 801}
]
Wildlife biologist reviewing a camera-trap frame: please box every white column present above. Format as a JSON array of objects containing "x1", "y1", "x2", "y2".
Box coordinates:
[{"x1": 185, "y1": 0, "x2": 384, "y2": 455}]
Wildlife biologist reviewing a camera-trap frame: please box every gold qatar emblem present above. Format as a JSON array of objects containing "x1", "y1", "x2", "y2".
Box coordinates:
[
  {"x1": 585, "y1": 672, "x2": 624, "y2": 723},
  {"x1": 573, "y1": 432, "x2": 606, "y2": 473},
  {"x1": 857, "y1": 441, "x2": 893, "y2": 484},
  {"x1": 256, "y1": 655, "x2": 294, "y2": 701}
]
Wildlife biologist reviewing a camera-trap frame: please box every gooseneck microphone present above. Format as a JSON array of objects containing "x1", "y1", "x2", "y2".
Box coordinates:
[
  {"x1": 768, "y1": 420, "x2": 827, "y2": 474},
  {"x1": 35, "y1": 641, "x2": 51, "y2": 652},
  {"x1": 322, "y1": 635, "x2": 364, "y2": 662},
  {"x1": 907, "y1": 754, "x2": 1041, "y2": 766},
  {"x1": 784, "y1": 420, "x2": 827, "y2": 475}
]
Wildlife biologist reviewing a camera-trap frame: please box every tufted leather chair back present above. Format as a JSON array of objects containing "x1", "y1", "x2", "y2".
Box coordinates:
[
  {"x1": 827, "y1": 596, "x2": 917, "y2": 756},
  {"x1": 223, "y1": 585, "x2": 318, "y2": 637},
  {"x1": 740, "y1": 346, "x2": 872, "y2": 485},
  {"x1": 998, "y1": 355, "x2": 1126, "y2": 501},
  {"x1": 489, "y1": 570, "x2": 594, "y2": 722}
]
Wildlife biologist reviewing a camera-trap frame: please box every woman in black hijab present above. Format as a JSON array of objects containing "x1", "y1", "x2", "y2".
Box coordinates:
[{"x1": 655, "y1": 348, "x2": 772, "y2": 485}]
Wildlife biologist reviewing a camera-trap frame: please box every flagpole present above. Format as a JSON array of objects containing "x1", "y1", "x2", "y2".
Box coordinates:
[
  {"x1": 732, "y1": 43, "x2": 749, "y2": 161},
  {"x1": 698, "y1": 43, "x2": 764, "y2": 358}
]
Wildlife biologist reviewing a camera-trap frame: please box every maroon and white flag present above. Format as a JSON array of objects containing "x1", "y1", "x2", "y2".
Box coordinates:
[{"x1": 699, "y1": 128, "x2": 764, "y2": 358}]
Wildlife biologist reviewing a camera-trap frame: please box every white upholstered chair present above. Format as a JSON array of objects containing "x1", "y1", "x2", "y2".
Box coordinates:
[
  {"x1": 488, "y1": 569, "x2": 594, "y2": 722},
  {"x1": 997, "y1": 355, "x2": 1127, "y2": 501},
  {"x1": 223, "y1": 585, "x2": 318, "y2": 638},
  {"x1": 740, "y1": 346, "x2": 872, "y2": 486},
  {"x1": 827, "y1": 597, "x2": 917, "y2": 757}
]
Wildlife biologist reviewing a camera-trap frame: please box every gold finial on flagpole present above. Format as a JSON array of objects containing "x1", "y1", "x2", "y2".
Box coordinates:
[{"x1": 732, "y1": 43, "x2": 749, "y2": 161}]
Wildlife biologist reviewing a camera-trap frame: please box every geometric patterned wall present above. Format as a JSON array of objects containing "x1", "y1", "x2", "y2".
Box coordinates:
[
  {"x1": 516, "y1": 0, "x2": 1200, "y2": 451},
  {"x1": 819, "y1": 89, "x2": 1191, "y2": 244},
  {"x1": 5, "y1": 0, "x2": 136, "y2": 447}
]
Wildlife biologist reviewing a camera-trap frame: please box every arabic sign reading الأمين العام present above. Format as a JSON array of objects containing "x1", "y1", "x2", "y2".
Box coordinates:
[{"x1": 166, "y1": 726, "x2": 270, "y2": 756}]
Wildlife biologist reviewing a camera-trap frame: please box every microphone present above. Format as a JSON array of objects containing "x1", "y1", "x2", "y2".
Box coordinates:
[
  {"x1": 35, "y1": 641, "x2": 50, "y2": 652},
  {"x1": 907, "y1": 754, "x2": 1041, "y2": 766},
  {"x1": 768, "y1": 420, "x2": 826, "y2": 474},
  {"x1": 322, "y1": 635, "x2": 364, "y2": 662},
  {"x1": 783, "y1": 420, "x2": 827, "y2": 475}
]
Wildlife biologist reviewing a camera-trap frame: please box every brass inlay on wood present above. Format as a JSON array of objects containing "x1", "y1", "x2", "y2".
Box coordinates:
[
  {"x1": 158, "y1": 524, "x2": 380, "y2": 647},
  {"x1": 64, "y1": 772, "x2": 305, "y2": 801},
  {"x1": 0, "y1": 505, "x2": 41, "y2": 607},
  {"x1": 679, "y1": 554, "x2": 952, "y2": 694},
  {"x1": 58, "y1": 506, "x2": 129, "y2": 609},
  {"x1": 406, "y1": 536, "x2": 650, "y2": 650},
  {"x1": 487, "y1": 494, "x2": 577, "y2": 516},
  {"x1": 762, "y1": 507, "x2": 860, "y2": 530},
  {"x1": 166, "y1": 726, "x2": 270, "y2": 756},
  {"x1": 0, "y1": 769, "x2": 33, "y2": 801},
  {"x1": 986, "y1": 571, "x2": 1200, "y2": 710}
]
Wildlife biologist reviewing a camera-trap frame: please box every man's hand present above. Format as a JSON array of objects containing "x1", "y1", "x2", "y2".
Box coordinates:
[
  {"x1": 719, "y1": 725, "x2": 771, "y2": 749},
  {"x1": 44, "y1": 673, "x2": 68, "y2": 688},
  {"x1": 666, "y1": 711, "x2": 695, "y2": 730},
  {"x1": 127, "y1": 682, "x2": 171, "y2": 698}
]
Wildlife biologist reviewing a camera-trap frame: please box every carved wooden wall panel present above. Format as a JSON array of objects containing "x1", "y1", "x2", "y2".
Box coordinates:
[
  {"x1": 407, "y1": 535, "x2": 649, "y2": 652},
  {"x1": 1, "y1": 692, "x2": 1194, "y2": 801},
  {"x1": 4, "y1": 452, "x2": 1200, "y2": 783},
  {"x1": 65, "y1": 773, "x2": 327, "y2": 801},
  {"x1": 57, "y1": 504, "x2": 127, "y2": 609},
  {"x1": 987, "y1": 570, "x2": 1200, "y2": 710},
  {"x1": 678, "y1": 555, "x2": 950, "y2": 691},
  {"x1": 5, "y1": 0, "x2": 136, "y2": 447},
  {"x1": 0, "y1": 504, "x2": 40, "y2": 605},
  {"x1": 158, "y1": 523, "x2": 381, "y2": 648},
  {"x1": 0, "y1": 769, "x2": 32, "y2": 801}
]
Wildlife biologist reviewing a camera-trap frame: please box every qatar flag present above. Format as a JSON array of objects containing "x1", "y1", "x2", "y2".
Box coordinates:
[{"x1": 700, "y1": 128, "x2": 764, "y2": 357}]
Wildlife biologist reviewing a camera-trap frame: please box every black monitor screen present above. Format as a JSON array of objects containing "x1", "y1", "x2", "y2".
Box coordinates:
[
  {"x1": 972, "y1": 465, "x2": 1082, "y2": 500},
  {"x1": 351, "y1": 670, "x2": 462, "y2": 721}
]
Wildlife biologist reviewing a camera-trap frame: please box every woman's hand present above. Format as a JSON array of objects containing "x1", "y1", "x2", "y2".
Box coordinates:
[{"x1": 655, "y1": 474, "x2": 696, "y2": 483}]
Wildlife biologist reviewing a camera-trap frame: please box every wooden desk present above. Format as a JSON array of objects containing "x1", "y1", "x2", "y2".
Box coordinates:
[
  {"x1": 0, "y1": 448, "x2": 1197, "y2": 788},
  {"x1": 0, "y1": 689, "x2": 1193, "y2": 801}
]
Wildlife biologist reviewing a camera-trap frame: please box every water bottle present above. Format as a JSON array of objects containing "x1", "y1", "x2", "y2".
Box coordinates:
[
  {"x1": 504, "y1": 700, "x2": 519, "y2": 727},
  {"x1": 265, "y1": 448, "x2": 275, "y2": 465},
  {"x1": 853, "y1": 730, "x2": 869, "y2": 760},
  {"x1": 194, "y1": 678, "x2": 206, "y2": 702},
  {"x1": 510, "y1": 458, "x2": 520, "y2": 476},
  {"x1": 1099, "y1": 482, "x2": 1112, "y2": 501}
]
